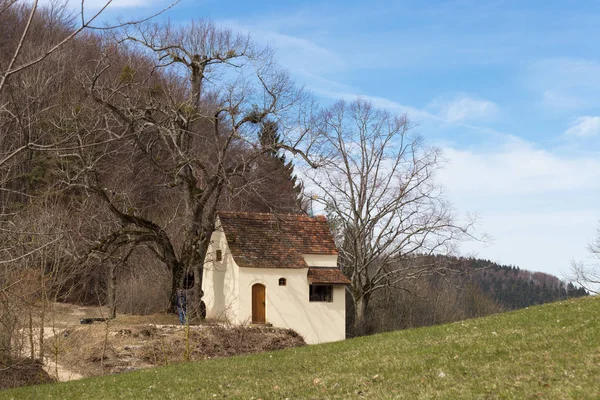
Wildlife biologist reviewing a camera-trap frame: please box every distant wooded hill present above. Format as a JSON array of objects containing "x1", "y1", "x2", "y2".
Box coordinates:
[
  {"x1": 464, "y1": 257, "x2": 588, "y2": 310},
  {"x1": 353, "y1": 255, "x2": 588, "y2": 336}
]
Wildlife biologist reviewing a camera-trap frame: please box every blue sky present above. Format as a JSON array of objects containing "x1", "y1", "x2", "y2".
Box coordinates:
[{"x1": 83, "y1": 0, "x2": 600, "y2": 278}]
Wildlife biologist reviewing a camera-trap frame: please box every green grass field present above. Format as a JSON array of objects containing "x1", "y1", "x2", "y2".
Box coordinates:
[{"x1": 4, "y1": 296, "x2": 599, "y2": 399}]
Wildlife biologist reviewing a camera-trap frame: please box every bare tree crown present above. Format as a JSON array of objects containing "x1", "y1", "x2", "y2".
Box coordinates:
[{"x1": 304, "y1": 99, "x2": 477, "y2": 334}]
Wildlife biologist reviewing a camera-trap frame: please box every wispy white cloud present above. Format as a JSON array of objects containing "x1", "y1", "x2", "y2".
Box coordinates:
[
  {"x1": 542, "y1": 90, "x2": 584, "y2": 110},
  {"x1": 529, "y1": 58, "x2": 600, "y2": 110},
  {"x1": 312, "y1": 88, "x2": 511, "y2": 145},
  {"x1": 439, "y1": 139, "x2": 600, "y2": 198},
  {"x1": 430, "y1": 94, "x2": 499, "y2": 123},
  {"x1": 313, "y1": 88, "x2": 502, "y2": 126},
  {"x1": 219, "y1": 17, "x2": 502, "y2": 131},
  {"x1": 258, "y1": 31, "x2": 346, "y2": 75},
  {"x1": 216, "y1": 19, "x2": 442, "y2": 125},
  {"x1": 565, "y1": 116, "x2": 600, "y2": 138},
  {"x1": 219, "y1": 19, "x2": 346, "y2": 76},
  {"x1": 311, "y1": 88, "x2": 438, "y2": 122}
]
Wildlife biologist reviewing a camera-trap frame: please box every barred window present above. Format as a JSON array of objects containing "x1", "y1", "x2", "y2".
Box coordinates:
[{"x1": 309, "y1": 285, "x2": 333, "y2": 302}]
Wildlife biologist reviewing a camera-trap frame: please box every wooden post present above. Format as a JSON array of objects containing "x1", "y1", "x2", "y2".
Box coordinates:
[{"x1": 107, "y1": 263, "x2": 117, "y2": 319}]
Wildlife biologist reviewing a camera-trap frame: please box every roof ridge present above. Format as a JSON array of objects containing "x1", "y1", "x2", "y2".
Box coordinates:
[{"x1": 218, "y1": 211, "x2": 327, "y2": 221}]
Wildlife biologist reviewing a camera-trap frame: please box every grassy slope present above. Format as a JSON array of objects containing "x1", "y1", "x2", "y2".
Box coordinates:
[{"x1": 4, "y1": 296, "x2": 600, "y2": 400}]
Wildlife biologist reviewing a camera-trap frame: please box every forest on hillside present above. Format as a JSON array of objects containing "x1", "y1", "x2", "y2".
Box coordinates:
[{"x1": 468, "y1": 258, "x2": 588, "y2": 309}]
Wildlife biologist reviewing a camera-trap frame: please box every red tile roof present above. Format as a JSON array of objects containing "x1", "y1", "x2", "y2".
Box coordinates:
[
  {"x1": 307, "y1": 267, "x2": 351, "y2": 285},
  {"x1": 217, "y1": 211, "x2": 338, "y2": 269}
]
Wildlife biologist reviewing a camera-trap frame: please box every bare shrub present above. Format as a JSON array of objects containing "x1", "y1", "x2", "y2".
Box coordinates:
[
  {"x1": 0, "y1": 358, "x2": 55, "y2": 389},
  {"x1": 116, "y1": 261, "x2": 171, "y2": 315},
  {"x1": 0, "y1": 267, "x2": 40, "y2": 362},
  {"x1": 364, "y1": 275, "x2": 503, "y2": 335},
  {"x1": 138, "y1": 325, "x2": 305, "y2": 366}
]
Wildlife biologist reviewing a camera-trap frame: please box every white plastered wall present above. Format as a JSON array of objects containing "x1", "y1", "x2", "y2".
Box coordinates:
[
  {"x1": 302, "y1": 254, "x2": 338, "y2": 267},
  {"x1": 202, "y1": 223, "x2": 240, "y2": 323},
  {"x1": 238, "y1": 267, "x2": 346, "y2": 344}
]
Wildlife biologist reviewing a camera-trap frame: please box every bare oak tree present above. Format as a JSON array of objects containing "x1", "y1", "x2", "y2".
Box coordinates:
[
  {"x1": 304, "y1": 99, "x2": 476, "y2": 334},
  {"x1": 59, "y1": 19, "x2": 321, "y2": 315}
]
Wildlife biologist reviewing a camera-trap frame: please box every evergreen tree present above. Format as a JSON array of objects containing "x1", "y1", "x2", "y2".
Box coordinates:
[{"x1": 242, "y1": 120, "x2": 304, "y2": 213}]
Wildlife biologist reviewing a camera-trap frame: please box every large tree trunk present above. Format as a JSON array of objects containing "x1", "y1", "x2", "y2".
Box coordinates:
[
  {"x1": 191, "y1": 245, "x2": 207, "y2": 319},
  {"x1": 107, "y1": 262, "x2": 117, "y2": 319},
  {"x1": 170, "y1": 261, "x2": 185, "y2": 310},
  {"x1": 353, "y1": 293, "x2": 370, "y2": 336},
  {"x1": 185, "y1": 183, "x2": 222, "y2": 319},
  {"x1": 188, "y1": 219, "x2": 217, "y2": 319}
]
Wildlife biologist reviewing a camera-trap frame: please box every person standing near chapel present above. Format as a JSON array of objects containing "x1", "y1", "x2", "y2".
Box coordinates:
[{"x1": 176, "y1": 288, "x2": 187, "y2": 325}]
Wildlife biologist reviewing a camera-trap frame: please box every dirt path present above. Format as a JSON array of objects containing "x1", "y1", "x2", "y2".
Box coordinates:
[
  {"x1": 20, "y1": 327, "x2": 84, "y2": 382},
  {"x1": 43, "y1": 357, "x2": 84, "y2": 382},
  {"x1": 19, "y1": 303, "x2": 108, "y2": 382},
  {"x1": 18, "y1": 303, "x2": 179, "y2": 381}
]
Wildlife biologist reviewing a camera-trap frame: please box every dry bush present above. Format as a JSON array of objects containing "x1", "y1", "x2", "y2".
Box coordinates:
[
  {"x1": 0, "y1": 358, "x2": 55, "y2": 389},
  {"x1": 116, "y1": 261, "x2": 171, "y2": 315},
  {"x1": 0, "y1": 263, "x2": 53, "y2": 363},
  {"x1": 0, "y1": 268, "x2": 38, "y2": 362},
  {"x1": 139, "y1": 325, "x2": 305, "y2": 365}
]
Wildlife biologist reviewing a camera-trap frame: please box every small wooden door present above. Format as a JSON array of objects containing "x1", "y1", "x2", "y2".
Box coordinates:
[{"x1": 252, "y1": 284, "x2": 266, "y2": 324}]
